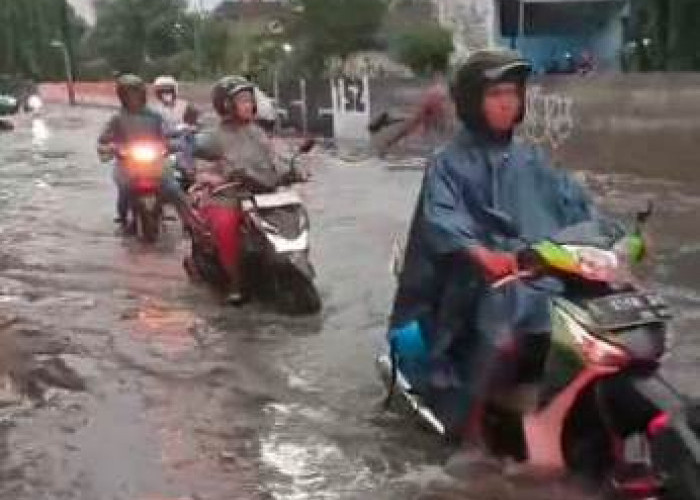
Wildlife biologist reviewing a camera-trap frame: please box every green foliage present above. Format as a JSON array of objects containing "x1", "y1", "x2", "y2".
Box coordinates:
[
  {"x1": 0, "y1": 0, "x2": 86, "y2": 79},
  {"x1": 392, "y1": 24, "x2": 453, "y2": 76},
  {"x1": 86, "y1": 0, "x2": 193, "y2": 76},
  {"x1": 293, "y1": 0, "x2": 388, "y2": 73},
  {"x1": 629, "y1": 0, "x2": 700, "y2": 71}
]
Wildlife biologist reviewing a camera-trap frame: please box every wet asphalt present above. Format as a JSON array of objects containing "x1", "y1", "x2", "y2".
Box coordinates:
[{"x1": 0, "y1": 105, "x2": 698, "y2": 500}]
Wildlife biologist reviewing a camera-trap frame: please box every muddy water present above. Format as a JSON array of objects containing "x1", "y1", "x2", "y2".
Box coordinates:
[{"x1": 0, "y1": 106, "x2": 698, "y2": 500}]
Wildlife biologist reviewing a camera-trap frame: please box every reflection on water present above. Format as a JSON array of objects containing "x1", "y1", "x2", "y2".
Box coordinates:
[{"x1": 31, "y1": 118, "x2": 50, "y2": 146}]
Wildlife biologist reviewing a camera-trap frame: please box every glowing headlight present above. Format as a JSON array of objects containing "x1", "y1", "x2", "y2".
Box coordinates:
[
  {"x1": 27, "y1": 95, "x2": 43, "y2": 111},
  {"x1": 128, "y1": 143, "x2": 160, "y2": 163}
]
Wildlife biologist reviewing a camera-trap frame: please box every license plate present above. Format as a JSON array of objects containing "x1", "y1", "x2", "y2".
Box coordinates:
[
  {"x1": 141, "y1": 195, "x2": 157, "y2": 210},
  {"x1": 585, "y1": 292, "x2": 671, "y2": 329}
]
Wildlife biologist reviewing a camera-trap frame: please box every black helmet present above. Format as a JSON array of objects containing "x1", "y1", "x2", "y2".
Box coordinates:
[
  {"x1": 116, "y1": 73, "x2": 146, "y2": 108},
  {"x1": 211, "y1": 75, "x2": 256, "y2": 117},
  {"x1": 450, "y1": 49, "x2": 532, "y2": 134}
]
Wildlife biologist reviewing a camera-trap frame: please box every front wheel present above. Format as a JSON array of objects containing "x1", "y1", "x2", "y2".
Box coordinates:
[
  {"x1": 273, "y1": 263, "x2": 321, "y2": 316},
  {"x1": 586, "y1": 375, "x2": 700, "y2": 499},
  {"x1": 134, "y1": 201, "x2": 161, "y2": 244},
  {"x1": 648, "y1": 404, "x2": 700, "y2": 500}
]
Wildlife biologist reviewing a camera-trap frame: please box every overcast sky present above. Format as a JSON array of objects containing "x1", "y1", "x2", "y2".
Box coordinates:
[
  {"x1": 191, "y1": 0, "x2": 221, "y2": 9},
  {"x1": 67, "y1": 0, "x2": 221, "y2": 24}
]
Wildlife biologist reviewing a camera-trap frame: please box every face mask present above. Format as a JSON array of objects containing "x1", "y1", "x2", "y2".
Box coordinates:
[{"x1": 161, "y1": 91, "x2": 175, "y2": 104}]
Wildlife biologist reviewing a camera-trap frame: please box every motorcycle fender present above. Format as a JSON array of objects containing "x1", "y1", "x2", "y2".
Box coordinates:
[
  {"x1": 281, "y1": 251, "x2": 315, "y2": 279},
  {"x1": 140, "y1": 194, "x2": 158, "y2": 211}
]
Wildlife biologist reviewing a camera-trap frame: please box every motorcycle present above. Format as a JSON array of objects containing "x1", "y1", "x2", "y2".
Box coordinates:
[
  {"x1": 184, "y1": 139, "x2": 321, "y2": 315},
  {"x1": 378, "y1": 207, "x2": 700, "y2": 499},
  {"x1": 107, "y1": 141, "x2": 168, "y2": 243}
]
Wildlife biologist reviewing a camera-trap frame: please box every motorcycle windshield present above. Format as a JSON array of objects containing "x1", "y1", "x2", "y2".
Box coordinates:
[{"x1": 551, "y1": 219, "x2": 624, "y2": 249}]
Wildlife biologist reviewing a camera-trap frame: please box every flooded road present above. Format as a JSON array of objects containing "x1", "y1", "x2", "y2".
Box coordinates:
[{"x1": 0, "y1": 105, "x2": 698, "y2": 500}]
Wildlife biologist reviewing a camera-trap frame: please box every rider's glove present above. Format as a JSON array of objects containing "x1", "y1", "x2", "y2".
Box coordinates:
[{"x1": 467, "y1": 246, "x2": 518, "y2": 283}]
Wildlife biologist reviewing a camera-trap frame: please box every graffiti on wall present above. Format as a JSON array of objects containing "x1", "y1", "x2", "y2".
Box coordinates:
[{"x1": 523, "y1": 85, "x2": 575, "y2": 150}]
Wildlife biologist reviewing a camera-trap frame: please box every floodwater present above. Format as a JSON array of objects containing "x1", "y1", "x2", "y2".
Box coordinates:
[{"x1": 0, "y1": 106, "x2": 698, "y2": 500}]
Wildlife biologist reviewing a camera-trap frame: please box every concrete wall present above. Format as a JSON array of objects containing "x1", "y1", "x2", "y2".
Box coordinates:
[
  {"x1": 371, "y1": 73, "x2": 700, "y2": 182},
  {"x1": 40, "y1": 74, "x2": 700, "y2": 182},
  {"x1": 529, "y1": 74, "x2": 700, "y2": 183}
]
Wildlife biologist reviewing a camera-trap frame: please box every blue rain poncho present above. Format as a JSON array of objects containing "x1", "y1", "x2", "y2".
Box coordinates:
[{"x1": 388, "y1": 127, "x2": 607, "y2": 431}]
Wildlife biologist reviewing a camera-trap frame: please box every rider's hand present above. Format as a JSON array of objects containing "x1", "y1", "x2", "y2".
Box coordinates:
[
  {"x1": 195, "y1": 170, "x2": 225, "y2": 187},
  {"x1": 467, "y1": 246, "x2": 518, "y2": 283}
]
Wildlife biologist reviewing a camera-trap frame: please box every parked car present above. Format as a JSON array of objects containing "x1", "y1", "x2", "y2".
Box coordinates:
[{"x1": 0, "y1": 75, "x2": 42, "y2": 116}]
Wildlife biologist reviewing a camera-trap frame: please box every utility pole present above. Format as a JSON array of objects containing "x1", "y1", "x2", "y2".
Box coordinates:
[
  {"x1": 518, "y1": 0, "x2": 525, "y2": 49},
  {"x1": 194, "y1": 0, "x2": 204, "y2": 77},
  {"x1": 58, "y1": 0, "x2": 77, "y2": 104}
]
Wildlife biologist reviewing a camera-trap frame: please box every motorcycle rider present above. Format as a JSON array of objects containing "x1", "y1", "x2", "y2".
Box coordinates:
[
  {"x1": 151, "y1": 75, "x2": 198, "y2": 132},
  {"x1": 190, "y1": 75, "x2": 304, "y2": 303},
  {"x1": 387, "y1": 49, "x2": 619, "y2": 439},
  {"x1": 97, "y1": 74, "x2": 195, "y2": 230},
  {"x1": 152, "y1": 75, "x2": 200, "y2": 180}
]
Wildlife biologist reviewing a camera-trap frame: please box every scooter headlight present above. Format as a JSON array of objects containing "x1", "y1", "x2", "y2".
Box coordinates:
[{"x1": 128, "y1": 143, "x2": 162, "y2": 163}]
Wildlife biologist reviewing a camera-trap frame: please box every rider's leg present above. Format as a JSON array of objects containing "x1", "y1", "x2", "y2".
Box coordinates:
[
  {"x1": 159, "y1": 172, "x2": 208, "y2": 234},
  {"x1": 497, "y1": 288, "x2": 553, "y2": 413},
  {"x1": 421, "y1": 264, "x2": 500, "y2": 439},
  {"x1": 112, "y1": 165, "x2": 129, "y2": 224},
  {"x1": 202, "y1": 204, "x2": 244, "y2": 302}
]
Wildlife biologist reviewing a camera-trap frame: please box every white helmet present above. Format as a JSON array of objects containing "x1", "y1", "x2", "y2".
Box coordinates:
[{"x1": 153, "y1": 75, "x2": 178, "y2": 98}]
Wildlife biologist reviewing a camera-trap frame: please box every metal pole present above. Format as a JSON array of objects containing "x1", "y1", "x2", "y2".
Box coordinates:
[
  {"x1": 62, "y1": 45, "x2": 76, "y2": 106},
  {"x1": 273, "y1": 65, "x2": 280, "y2": 135},
  {"x1": 300, "y1": 78, "x2": 308, "y2": 137},
  {"x1": 518, "y1": 0, "x2": 525, "y2": 49},
  {"x1": 194, "y1": 0, "x2": 204, "y2": 76},
  {"x1": 58, "y1": 0, "x2": 76, "y2": 105}
]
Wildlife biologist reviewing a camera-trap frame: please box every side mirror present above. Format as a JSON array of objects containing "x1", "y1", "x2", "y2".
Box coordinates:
[
  {"x1": 482, "y1": 208, "x2": 520, "y2": 239},
  {"x1": 299, "y1": 137, "x2": 316, "y2": 154}
]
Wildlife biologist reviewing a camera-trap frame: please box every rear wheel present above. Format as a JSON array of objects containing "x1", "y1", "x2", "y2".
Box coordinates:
[{"x1": 136, "y1": 205, "x2": 161, "y2": 243}]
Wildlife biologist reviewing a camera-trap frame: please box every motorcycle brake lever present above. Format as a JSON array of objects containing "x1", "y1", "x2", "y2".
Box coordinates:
[{"x1": 491, "y1": 270, "x2": 537, "y2": 290}]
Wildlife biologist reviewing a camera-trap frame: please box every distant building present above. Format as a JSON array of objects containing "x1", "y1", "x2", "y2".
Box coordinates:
[{"x1": 433, "y1": 0, "x2": 630, "y2": 72}]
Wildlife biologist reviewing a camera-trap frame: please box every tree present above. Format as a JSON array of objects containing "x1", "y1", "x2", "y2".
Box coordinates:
[
  {"x1": 393, "y1": 25, "x2": 453, "y2": 76},
  {"x1": 629, "y1": 0, "x2": 700, "y2": 71},
  {"x1": 293, "y1": 0, "x2": 388, "y2": 73},
  {"x1": 87, "y1": 0, "x2": 193, "y2": 75},
  {"x1": 0, "y1": 0, "x2": 85, "y2": 79}
]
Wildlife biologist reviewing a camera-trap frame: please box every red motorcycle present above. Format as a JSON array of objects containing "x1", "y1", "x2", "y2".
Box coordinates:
[{"x1": 103, "y1": 140, "x2": 168, "y2": 243}]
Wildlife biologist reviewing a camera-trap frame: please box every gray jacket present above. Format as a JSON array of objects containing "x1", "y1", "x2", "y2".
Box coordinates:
[{"x1": 193, "y1": 121, "x2": 287, "y2": 192}]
